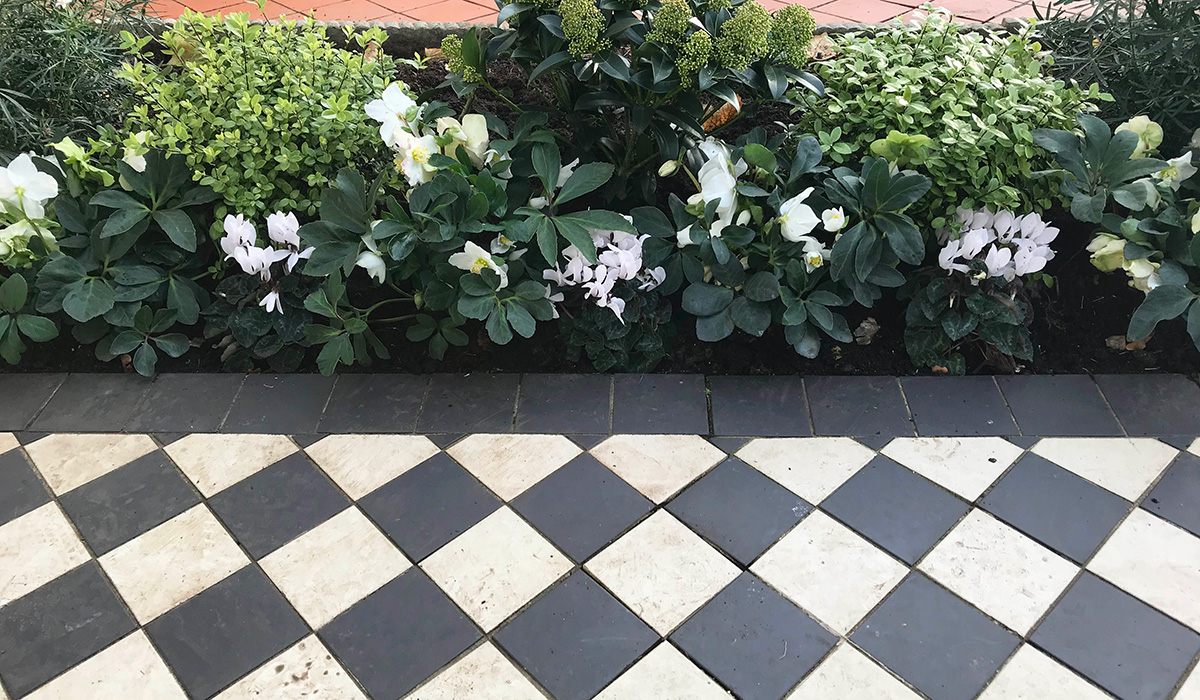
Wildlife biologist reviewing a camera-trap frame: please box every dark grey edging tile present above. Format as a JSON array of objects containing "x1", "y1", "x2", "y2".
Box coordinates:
[
  {"x1": 996, "y1": 375, "x2": 1122, "y2": 437},
  {"x1": 806, "y1": 376, "x2": 915, "y2": 437},
  {"x1": 708, "y1": 375, "x2": 810, "y2": 437},
  {"x1": 1095, "y1": 374, "x2": 1200, "y2": 436},
  {"x1": 612, "y1": 374, "x2": 708, "y2": 434},
  {"x1": 516, "y1": 374, "x2": 612, "y2": 434},
  {"x1": 0, "y1": 374, "x2": 65, "y2": 431},
  {"x1": 901, "y1": 376, "x2": 1018, "y2": 436},
  {"x1": 30, "y1": 373, "x2": 152, "y2": 432},
  {"x1": 417, "y1": 374, "x2": 520, "y2": 433},
  {"x1": 126, "y1": 374, "x2": 245, "y2": 432},
  {"x1": 223, "y1": 374, "x2": 335, "y2": 434},
  {"x1": 318, "y1": 374, "x2": 426, "y2": 433}
]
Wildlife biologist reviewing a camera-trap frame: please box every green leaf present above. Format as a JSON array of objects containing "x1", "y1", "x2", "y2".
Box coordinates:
[
  {"x1": 729, "y1": 297, "x2": 770, "y2": 336},
  {"x1": 316, "y1": 333, "x2": 353, "y2": 375},
  {"x1": 682, "y1": 283, "x2": 734, "y2": 316},
  {"x1": 458, "y1": 294, "x2": 496, "y2": 320},
  {"x1": 1188, "y1": 302, "x2": 1200, "y2": 353},
  {"x1": 533, "y1": 141, "x2": 561, "y2": 192},
  {"x1": 304, "y1": 288, "x2": 338, "y2": 319},
  {"x1": 941, "y1": 310, "x2": 977, "y2": 342},
  {"x1": 743, "y1": 271, "x2": 780, "y2": 302},
  {"x1": 533, "y1": 214, "x2": 557, "y2": 267},
  {"x1": 460, "y1": 274, "x2": 494, "y2": 297},
  {"x1": 741, "y1": 144, "x2": 777, "y2": 173},
  {"x1": 305, "y1": 241, "x2": 359, "y2": 277},
  {"x1": 63, "y1": 279, "x2": 116, "y2": 322},
  {"x1": 1070, "y1": 192, "x2": 1107, "y2": 223},
  {"x1": 486, "y1": 305, "x2": 514, "y2": 344},
  {"x1": 89, "y1": 190, "x2": 146, "y2": 210},
  {"x1": 785, "y1": 321, "x2": 820, "y2": 358},
  {"x1": 554, "y1": 163, "x2": 614, "y2": 206},
  {"x1": 153, "y1": 210, "x2": 197, "y2": 252},
  {"x1": 874, "y1": 212, "x2": 924, "y2": 265},
  {"x1": 695, "y1": 309, "x2": 734, "y2": 342},
  {"x1": 1127, "y1": 285, "x2": 1197, "y2": 341},
  {"x1": 879, "y1": 174, "x2": 931, "y2": 211},
  {"x1": 15, "y1": 314, "x2": 57, "y2": 342},
  {"x1": 109, "y1": 330, "x2": 145, "y2": 355},
  {"x1": 631, "y1": 206, "x2": 674, "y2": 238},
  {"x1": 109, "y1": 265, "x2": 164, "y2": 286},
  {"x1": 0, "y1": 275, "x2": 28, "y2": 313},
  {"x1": 154, "y1": 333, "x2": 190, "y2": 357},
  {"x1": 507, "y1": 301, "x2": 537, "y2": 338},
  {"x1": 530, "y1": 50, "x2": 572, "y2": 81},
  {"x1": 132, "y1": 342, "x2": 157, "y2": 376},
  {"x1": 101, "y1": 208, "x2": 150, "y2": 238}
]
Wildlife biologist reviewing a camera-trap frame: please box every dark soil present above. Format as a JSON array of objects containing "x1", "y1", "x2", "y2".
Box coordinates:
[{"x1": 9, "y1": 58, "x2": 1198, "y2": 376}]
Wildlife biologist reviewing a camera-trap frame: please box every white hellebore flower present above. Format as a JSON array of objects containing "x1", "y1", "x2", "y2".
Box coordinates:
[
  {"x1": 822, "y1": 207, "x2": 846, "y2": 232},
  {"x1": 801, "y1": 238, "x2": 830, "y2": 272},
  {"x1": 259, "y1": 290, "x2": 282, "y2": 314},
  {"x1": 1153, "y1": 152, "x2": 1197, "y2": 191},
  {"x1": 658, "y1": 161, "x2": 679, "y2": 177},
  {"x1": 1192, "y1": 210, "x2": 1200, "y2": 234},
  {"x1": 558, "y1": 158, "x2": 580, "y2": 188},
  {"x1": 394, "y1": 130, "x2": 440, "y2": 187},
  {"x1": 448, "y1": 240, "x2": 509, "y2": 289},
  {"x1": 365, "y1": 83, "x2": 419, "y2": 148},
  {"x1": 1124, "y1": 257, "x2": 1161, "y2": 293},
  {"x1": 778, "y1": 188, "x2": 821, "y2": 242},
  {"x1": 1116, "y1": 116, "x2": 1164, "y2": 159},
  {"x1": 437, "y1": 115, "x2": 490, "y2": 168},
  {"x1": 0, "y1": 153, "x2": 58, "y2": 219}
]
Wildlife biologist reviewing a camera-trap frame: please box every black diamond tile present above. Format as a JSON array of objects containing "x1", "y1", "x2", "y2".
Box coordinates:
[
  {"x1": 426, "y1": 433, "x2": 466, "y2": 449},
  {"x1": 1096, "y1": 374, "x2": 1200, "y2": 436},
  {"x1": 708, "y1": 376, "x2": 810, "y2": 437},
  {"x1": 980, "y1": 453, "x2": 1130, "y2": 563},
  {"x1": 30, "y1": 373, "x2": 152, "y2": 432},
  {"x1": 806, "y1": 376, "x2": 915, "y2": 437},
  {"x1": 496, "y1": 571, "x2": 657, "y2": 700},
  {"x1": 709, "y1": 436, "x2": 750, "y2": 453},
  {"x1": 152, "y1": 432, "x2": 188, "y2": 447},
  {"x1": 207, "y1": 452, "x2": 348, "y2": 559},
  {"x1": 515, "y1": 374, "x2": 611, "y2": 434},
  {"x1": 146, "y1": 566, "x2": 307, "y2": 700},
  {"x1": 996, "y1": 375, "x2": 1121, "y2": 436},
  {"x1": 901, "y1": 376, "x2": 1018, "y2": 436},
  {"x1": 666, "y1": 457, "x2": 811, "y2": 566},
  {"x1": 14, "y1": 431, "x2": 48, "y2": 445},
  {"x1": 58, "y1": 450, "x2": 200, "y2": 556},
  {"x1": 320, "y1": 569, "x2": 480, "y2": 700},
  {"x1": 511, "y1": 454, "x2": 653, "y2": 563},
  {"x1": 670, "y1": 572, "x2": 837, "y2": 700},
  {"x1": 568, "y1": 434, "x2": 608, "y2": 450},
  {"x1": 417, "y1": 374, "x2": 519, "y2": 433},
  {"x1": 1158, "y1": 435, "x2": 1198, "y2": 451},
  {"x1": 1032, "y1": 572, "x2": 1200, "y2": 700},
  {"x1": 358, "y1": 452, "x2": 501, "y2": 561},
  {"x1": 1005, "y1": 435, "x2": 1040, "y2": 449},
  {"x1": 851, "y1": 573, "x2": 1020, "y2": 700},
  {"x1": 0, "y1": 448, "x2": 50, "y2": 527},
  {"x1": 0, "y1": 562, "x2": 137, "y2": 698},
  {"x1": 290, "y1": 433, "x2": 325, "y2": 448},
  {"x1": 318, "y1": 374, "x2": 426, "y2": 433},
  {"x1": 821, "y1": 455, "x2": 969, "y2": 565},
  {"x1": 1143, "y1": 451, "x2": 1200, "y2": 537},
  {"x1": 854, "y1": 435, "x2": 893, "y2": 451},
  {"x1": 125, "y1": 373, "x2": 244, "y2": 432},
  {"x1": 612, "y1": 374, "x2": 708, "y2": 434},
  {"x1": 0, "y1": 374, "x2": 64, "y2": 431},
  {"x1": 223, "y1": 374, "x2": 335, "y2": 434}
]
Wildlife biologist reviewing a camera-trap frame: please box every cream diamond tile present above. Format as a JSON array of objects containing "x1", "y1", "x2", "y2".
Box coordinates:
[
  {"x1": 259, "y1": 507, "x2": 410, "y2": 628},
  {"x1": 976, "y1": 645, "x2": 1110, "y2": 700},
  {"x1": 590, "y1": 435, "x2": 724, "y2": 503},
  {"x1": 1190, "y1": 438, "x2": 1200, "y2": 458},
  {"x1": 24, "y1": 631, "x2": 186, "y2": 700},
  {"x1": 405, "y1": 642, "x2": 543, "y2": 700},
  {"x1": 882, "y1": 437, "x2": 1023, "y2": 500},
  {"x1": 751, "y1": 510, "x2": 907, "y2": 634},
  {"x1": 918, "y1": 509, "x2": 1078, "y2": 634},
  {"x1": 1088, "y1": 508, "x2": 1200, "y2": 631},
  {"x1": 1032, "y1": 438, "x2": 1177, "y2": 500},
  {"x1": 215, "y1": 635, "x2": 366, "y2": 700},
  {"x1": 586, "y1": 510, "x2": 739, "y2": 634},
  {"x1": 421, "y1": 507, "x2": 570, "y2": 631},
  {"x1": 25, "y1": 434, "x2": 156, "y2": 494},
  {"x1": 447, "y1": 434, "x2": 581, "y2": 500},
  {"x1": 164, "y1": 434, "x2": 297, "y2": 497},
  {"x1": 305, "y1": 435, "x2": 440, "y2": 499},
  {"x1": 99, "y1": 504, "x2": 249, "y2": 623},
  {"x1": 786, "y1": 643, "x2": 921, "y2": 700},
  {"x1": 0, "y1": 432, "x2": 17, "y2": 455},
  {"x1": 1177, "y1": 663, "x2": 1200, "y2": 700},
  {"x1": 736, "y1": 437, "x2": 876, "y2": 503},
  {"x1": 594, "y1": 643, "x2": 732, "y2": 700},
  {"x1": 0, "y1": 502, "x2": 90, "y2": 607}
]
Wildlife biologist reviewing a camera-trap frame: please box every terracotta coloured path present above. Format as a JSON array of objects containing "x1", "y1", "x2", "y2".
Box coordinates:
[{"x1": 150, "y1": 0, "x2": 1043, "y2": 30}]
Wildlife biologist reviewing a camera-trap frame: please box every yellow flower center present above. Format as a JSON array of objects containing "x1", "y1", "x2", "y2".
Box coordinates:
[
  {"x1": 470, "y1": 258, "x2": 490, "y2": 274},
  {"x1": 806, "y1": 253, "x2": 823, "y2": 267},
  {"x1": 1161, "y1": 166, "x2": 1179, "y2": 180},
  {"x1": 412, "y1": 145, "x2": 431, "y2": 165}
]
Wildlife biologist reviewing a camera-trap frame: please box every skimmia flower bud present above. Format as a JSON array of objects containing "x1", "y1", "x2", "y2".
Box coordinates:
[
  {"x1": 715, "y1": 1, "x2": 771, "y2": 71},
  {"x1": 675, "y1": 31, "x2": 712, "y2": 88},
  {"x1": 647, "y1": 0, "x2": 691, "y2": 45},
  {"x1": 768, "y1": 5, "x2": 815, "y2": 68},
  {"x1": 560, "y1": 0, "x2": 610, "y2": 57}
]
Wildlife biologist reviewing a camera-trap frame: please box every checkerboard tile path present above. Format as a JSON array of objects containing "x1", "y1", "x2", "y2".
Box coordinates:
[{"x1": 3, "y1": 432, "x2": 1200, "y2": 700}]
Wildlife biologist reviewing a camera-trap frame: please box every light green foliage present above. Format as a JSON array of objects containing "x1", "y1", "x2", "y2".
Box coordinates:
[
  {"x1": 441, "y1": 35, "x2": 482, "y2": 83},
  {"x1": 559, "y1": 0, "x2": 610, "y2": 57},
  {"x1": 647, "y1": 0, "x2": 691, "y2": 45},
  {"x1": 767, "y1": 4, "x2": 815, "y2": 68},
  {"x1": 676, "y1": 31, "x2": 713, "y2": 88},
  {"x1": 797, "y1": 10, "x2": 1104, "y2": 227},
  {"x1": 715, "y1": 1, "x2": 772, "y2": 70},
  {"x1": 117, "y1": 12, "x2": 395, "y2": 218},
  {"x1": 707, "y1": 0, "x2": 731, "y2": 12}
]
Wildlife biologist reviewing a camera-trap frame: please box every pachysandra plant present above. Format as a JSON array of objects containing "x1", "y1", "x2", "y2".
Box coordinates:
[
  {"x1": 441, "y1": 0, "x2": 822, "y2": 201},
  {"x1": 904, "y1": 208, "x2": 1061, "y2": 374}
]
